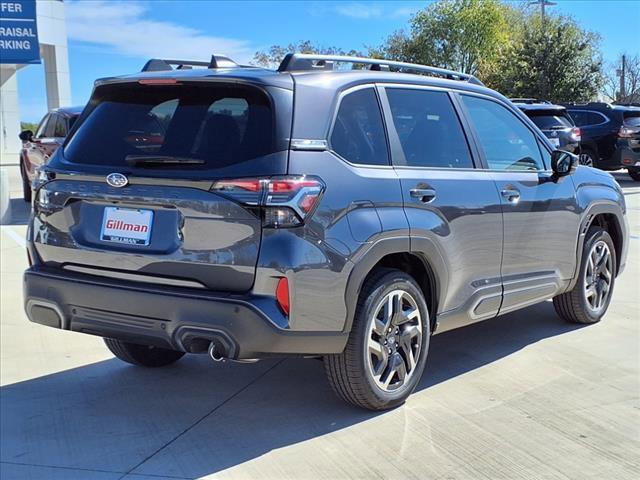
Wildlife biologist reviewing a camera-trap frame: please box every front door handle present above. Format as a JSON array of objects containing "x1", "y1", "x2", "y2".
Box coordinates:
[
  {"x1": 410, "y1": 188, "x2": 436, "y2": 203},
  {"x1": 500, "y1": 188, "x2": 521, "y2": 203}
]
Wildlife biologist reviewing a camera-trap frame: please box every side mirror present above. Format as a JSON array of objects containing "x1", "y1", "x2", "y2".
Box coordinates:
[
  {"x1": 19, "y1": 130, "x2": 33, "y2": 142},
  {"x1": 551, "y1": 150, "x2": 578, "y2": 177}
]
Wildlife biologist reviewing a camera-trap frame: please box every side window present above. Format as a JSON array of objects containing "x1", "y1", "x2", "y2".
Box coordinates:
[
  {"x1": 386, "y1": 88, "x2": 473, "y2": 168},
  {"x1": 34, "y1": 114, "x2": 50, "y2": 138},
  {"x1": 461, "y1": 95, "x2": 544, "y2": 171},
  {"x1": 330, "y1": 88, "x2": 389, "y2": 166},
  {"x1": 43, "y1": 114, "x2": 58, "y2": 138},
  {"x1": 53, "y1": 116, "x2": 67, "y2": 137},
  {"x1": 588, "y1": 112, "x2": 607, "y2": 125}
]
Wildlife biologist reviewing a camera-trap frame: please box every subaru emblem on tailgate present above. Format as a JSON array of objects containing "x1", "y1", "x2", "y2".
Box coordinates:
[{"x1": 106, "y1": 173, "x2": 128, "y2": 188}]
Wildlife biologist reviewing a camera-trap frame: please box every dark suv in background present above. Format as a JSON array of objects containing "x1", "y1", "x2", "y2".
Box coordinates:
[
  {"x1": 511, "y1": 99, "x2": 582, "y2": 158},
  {"x1": 565, "y1": 102, "x2": 640, "y2": 181},
  {"x1": 23, "y1": 54, "x2": 629, "y2": 410},
  {"x1": 19, "y1": 106, "x2": 82, "y2": 201}
]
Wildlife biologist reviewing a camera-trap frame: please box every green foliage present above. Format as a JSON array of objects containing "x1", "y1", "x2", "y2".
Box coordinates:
[
  {"x1": 373, "y1": 0, "x2": 603, "y2": 102},
  {"x1": 20, "y1": 122, "x2": 38, "y2": 133},
  {"x1": 487, "y1": 13, "x2": 603, "y2": 102},
  {"x1": 371, "y1": 0, "x2": 512, "y2": 76},
  {"x1": 252, "y1": 40, "x2": 363, "y2": 69}
]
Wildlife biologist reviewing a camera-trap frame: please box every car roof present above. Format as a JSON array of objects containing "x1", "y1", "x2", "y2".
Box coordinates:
[
  {"x1": 95, "y1": 64, "x2": 500, "y2": 98},
  {"x1": 95, "y1": 66, "x2": 295, "y2": 90},
  {"x1": 52, "y1": 105, "x2": 84, "y2": 116},
  {"x1": 513, "y1": 102, "x2": 566, "y2": 112}
]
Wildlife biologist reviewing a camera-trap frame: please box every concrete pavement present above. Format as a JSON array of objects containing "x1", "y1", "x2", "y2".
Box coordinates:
[{"x1": 1, "y1": 169, "x2": 638, "y2": 479}]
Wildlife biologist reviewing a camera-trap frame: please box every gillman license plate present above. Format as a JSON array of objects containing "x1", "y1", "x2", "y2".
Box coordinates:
[
  {"x1": 101, "y1": 207, "x2": 153, "y2": 246},
  {"x1": 549, "y1": 137, "x2": 560, "y2": 148}
]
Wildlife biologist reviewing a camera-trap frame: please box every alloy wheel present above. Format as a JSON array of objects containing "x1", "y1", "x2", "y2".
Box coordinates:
[
  {"x1": 579, "y1": 153, "x2": 594, "y2": 167},
  {"x1": 584, "y1": 240, "x2": 613, "y2": 313},
  {"x1": 366, "y1": 289, "x2": 423, "y2": 392}
]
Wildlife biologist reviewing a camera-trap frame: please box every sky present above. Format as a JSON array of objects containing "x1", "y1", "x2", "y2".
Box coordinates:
[{"x1": 16, "y1": 0, "x2": 640, "y2": 122}]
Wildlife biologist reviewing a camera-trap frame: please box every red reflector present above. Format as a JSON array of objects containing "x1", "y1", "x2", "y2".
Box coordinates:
[
  {"x1": 622, "y1": 158, "x2": 633, "y2": 165},
  {"x1": 138, "y1": 78, "x2": 180, "y2": 85},
  {"x1": 276, "y1": 277, "x2": 290, "y2": 315}
]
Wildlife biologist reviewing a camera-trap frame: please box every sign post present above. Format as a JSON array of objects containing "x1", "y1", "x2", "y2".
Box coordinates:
[{"x1": 0, "y1": 0, "x2": 41, "y2": 64}]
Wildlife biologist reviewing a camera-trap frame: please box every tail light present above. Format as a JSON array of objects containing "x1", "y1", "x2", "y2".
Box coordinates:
[
  {"x1": 570, "y1": 127, "x2": 581, "y2": 142},
  {"x1": 211, "y1": 176, "x2": 325, "y2": 228},
  {"x1": 618, "y1": 126, "x2": 638, "y2": 138},
  {"x1": 276, "y1": 277, "x2": 290, "y2": 315}
]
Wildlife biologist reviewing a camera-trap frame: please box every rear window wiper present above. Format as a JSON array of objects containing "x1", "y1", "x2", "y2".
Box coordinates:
[{"x1": 125, "y1": 155, "x2": 205, "y2": 167}]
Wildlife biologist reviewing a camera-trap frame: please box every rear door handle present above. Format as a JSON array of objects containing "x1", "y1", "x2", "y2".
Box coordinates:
[
  {"x1": 500, "y1": 188, "x2": 520, "y2": 203},
  {"x1": 410, "y1": 188, "x2": 436, "y2": 203}
]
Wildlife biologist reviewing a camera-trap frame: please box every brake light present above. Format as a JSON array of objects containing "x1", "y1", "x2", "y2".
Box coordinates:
[
  {"x1": 211, "y1": 176, "x2": 325, "y2": 228},
  {"x1": 570, "y1": 127, "x2": 581, "y2": 142},
  {"x1": 619, "y1": 126, "x2": 637, "y2": 138},
  {"x1": 138, "y1": 78, "x2": 180, "y2": 85},
  {"x1": 276, "y1": 277, "x2": 290, "y2": 315}
]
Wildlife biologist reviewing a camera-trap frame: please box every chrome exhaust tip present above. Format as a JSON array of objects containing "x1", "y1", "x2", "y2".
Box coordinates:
[{"x1": 208, "y1": 342, "x2": 225, "y2": 362}]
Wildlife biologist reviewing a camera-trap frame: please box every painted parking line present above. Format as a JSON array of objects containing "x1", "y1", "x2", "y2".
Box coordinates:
[{"x1": 1, "y1": 226, "x2": 26, "y2": 248}]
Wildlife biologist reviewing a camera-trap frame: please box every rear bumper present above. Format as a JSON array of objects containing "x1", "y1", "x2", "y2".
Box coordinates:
[
  {"x1": 23, "y1": 267, "x2": 348, "y2": 359},
  {"x1": 606, "y1": 147, "x2": 640, "y2": 169}
]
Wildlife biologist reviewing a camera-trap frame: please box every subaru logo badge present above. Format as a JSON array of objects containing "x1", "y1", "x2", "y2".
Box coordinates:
[{"x1": 106, "y1": 173, "x2": 128, "y2": 188}]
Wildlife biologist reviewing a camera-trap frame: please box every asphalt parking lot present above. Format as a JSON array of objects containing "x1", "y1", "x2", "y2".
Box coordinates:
[{"x1": 1, "y1": 167, "x2": 638, "y2": 480}]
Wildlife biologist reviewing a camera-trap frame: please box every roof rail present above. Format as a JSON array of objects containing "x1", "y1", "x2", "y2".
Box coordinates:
[
  {"x1": 277, "y1": 53, "x2": 484, "y2": 86},
  {"x1": 510, "y1": 98, "x2": 550, "y2": 104},
  {"x1": 141, "y1": 55, "x2": 238, "y2": 72}
]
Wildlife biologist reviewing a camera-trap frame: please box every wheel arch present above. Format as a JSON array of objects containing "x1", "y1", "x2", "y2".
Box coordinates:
[
  {"x1": 344, "y1": 238, "x2": 445, "y2": 333},
  {"x1": 566, "y1": 202, "x2": 627, "y2": 292}
]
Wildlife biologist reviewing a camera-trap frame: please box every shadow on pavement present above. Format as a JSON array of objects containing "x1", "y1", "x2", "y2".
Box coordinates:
[
  {"x1": 0, "y1": 301, "x2": 585, "y2": 478},
  {"x1": 4, "y1": 198, "x2": 31, "y2": 226}
]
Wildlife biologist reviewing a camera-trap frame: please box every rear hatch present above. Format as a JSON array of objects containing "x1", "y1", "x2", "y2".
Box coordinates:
[
  {"x1": 622, "y1": 111, "x2": 640, "y2": 153},
  {"x1": 525, "y1": 108, "x2": 577, "y2": 149},
  {"x1": 32, "y1": 78, "x2": 292, "y2": 292}
]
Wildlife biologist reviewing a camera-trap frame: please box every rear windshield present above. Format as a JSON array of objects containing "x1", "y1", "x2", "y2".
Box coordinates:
[
  {"x1": 64, "y1": 83, "x2": 275, "y2": 171},
  {"x1": 527, "y1": 112, "x2": 573, "y2": 129},
  {"x1": 623, "y1": 112, "x2": 640, "y2": 127}
]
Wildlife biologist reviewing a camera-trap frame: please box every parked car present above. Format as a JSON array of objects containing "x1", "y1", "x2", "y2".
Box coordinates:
[
  {"x1": 511, "y1": 99, "x2": 582, "y2": 157},
  {"x1": 564, "y1": 102, "x2": 640, "y2": 181},
  {"x1": 23, "y1": 54, "x2": 628, "y2": 410},
  {"x1": 19, "y1": 106, "x2": 83, "y2": 201}
]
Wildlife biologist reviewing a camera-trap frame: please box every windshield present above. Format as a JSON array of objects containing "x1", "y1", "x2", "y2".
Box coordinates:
[
  {"x1": 64, "y1": 83, "x2": 275, "y2": 171},
  {"x1": 528, "y1": 112, "x2": 573, "y2": 129},
  {"x1": 623, "y1": 112, "x2": 640, "y2": 127}
]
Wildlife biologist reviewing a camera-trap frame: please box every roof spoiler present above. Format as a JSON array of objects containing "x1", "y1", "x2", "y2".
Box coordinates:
[
  {"x1": 141, "y1": 55, "x2": 238, "y2": 72},
  {"x1": 277, "y1": 53, "x2": 484, "y2": 86}
]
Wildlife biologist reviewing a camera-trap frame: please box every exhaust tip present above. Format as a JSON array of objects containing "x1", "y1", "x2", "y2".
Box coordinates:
[{"x1": 208, "y1": 341, "x2": 226, "y2": 362}]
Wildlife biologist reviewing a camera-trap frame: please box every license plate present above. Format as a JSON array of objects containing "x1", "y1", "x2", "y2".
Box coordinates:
[
  {"x1": 549, "y1": 138, "x2": 560, "y2": 148},
  {"x1": 101, "y1": 207, "x2": 153, "y2": 246}
]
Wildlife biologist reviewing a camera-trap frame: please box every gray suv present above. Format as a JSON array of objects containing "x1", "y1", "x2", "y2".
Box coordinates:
[{"x1": 24, "y1": 54, "x2": 629, "y2": 410}]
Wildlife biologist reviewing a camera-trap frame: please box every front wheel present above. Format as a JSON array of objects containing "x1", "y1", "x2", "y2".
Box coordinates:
[
  {"x1": 553, "y1": 227, "x2": 616, "y2": 324},
  {"x1": 628, "y1": 168, "x2": 640, "y2": 182},
  {"x1": 104, "y1": 338, "x2": 185, "y2": 367},
  {"x1": 324, "y1": 269, "x2": 430, "y2": 410}
]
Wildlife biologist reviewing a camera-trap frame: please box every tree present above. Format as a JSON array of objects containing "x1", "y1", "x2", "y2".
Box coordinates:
[
  {"x1": 252, "y1": 40, "x2": 363, "y2": 69},
  {"x1": 488, "y1": 13, "x2": 604, "y2": 103},
  {"x1": 603, "y1": 54, "x2": 640, "y2": 102},
  {"x1": 371, "y1": 0, "x2": 513, "y2": 77}
]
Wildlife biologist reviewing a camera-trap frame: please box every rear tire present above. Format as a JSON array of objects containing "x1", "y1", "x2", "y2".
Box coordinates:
[
  {"x1": 553, "y1": 227, "x2": 616, "y2": 324},
  {"x1": 20, "y1": 162, "x2": 32, "y2": 203},
  {"x1": 104, "y1": 338, "x2": 185, "y2": 367},
  {"x1": 628, "y1": 168, "x2": 640, "y2": 182},
  {"x1": 324, "y1": 269, "x2": 430, "y2": 410}
]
